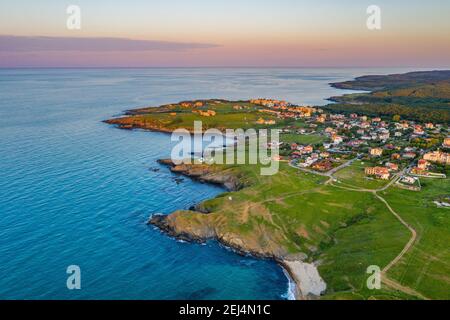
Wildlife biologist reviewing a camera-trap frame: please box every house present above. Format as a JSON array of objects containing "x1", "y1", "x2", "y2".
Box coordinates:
[
  {"x1": 312, "y1": 160, "x2": 333, "y2": 171},
  {"x1": 417, "y1": 159, "x2": 429, "y2": 170},
  {"x1": 411, "y1": 167, "x2": 428, "y2": 175},
  {"x1": 391, "y1": 153, "x2": 401, "y2": 160},
  {"x1": 372, "y1": 117, "x2": 382, "y2": 123},
  {"x1": 385, "y1": 162, "x2": 399, "y2": 171},
  {"x1": 413, "y1": 125, "x2": 424, "y2": 135},
  {"x1": 443, "y1": 137, "x2": 450, "y2": 148},
  {"x1": 423, "y1": 150, "x2": 450, "y2": 165},
  {"x1": 291, "y1": 151, "x2": 302, "y2": 158},
  {"x1": 332, "y1": 135, "x2": 343, "y2": 144},
  {"x1": 365, "y1": 167, "x2": 390, "y2": 180},
  {"x1": 370, "y1": 147, "x2": 383, "y2": 156},
  {"x1": 400, "y1": 122, "x2": 409, "y2": 129},
  {"x1": 403, "y1": 152, "x2": 417, "y2": 159},
  {"x1": 378, "y1": 132, "x2": 390, "y2": 141},
  {"x1": 320, "y1": 151, "x2": 330, "y2": 158},
  {"x1": 425, "y1": 123, "x2": 434, "y2": 129},
  {"x1": 359, "y1": 121, "x2": 370, "y2": 129},
  {"x1": 312, "y1": 160, "x2": 333, "y2": 172},
  {"x1": 401, "y1": 176, "x2": 417, "y2": 185},
  {"x1": 324, "y1": 127, "x2": 334, "y2": 134},
  {"x1": 316, "y1": 115, "x2": 326, "y2": 123},
  {"x1": 256, "y1": 118, "x2": 276, "y2": 125},
  {"x1": 303, "y1": 145, "x2": 314, "y2": 154},
  {"x1": 347, "y1": 140, "x2": 364, "y2": 148},
  {"x1": 193, "y1": 109, "x2": 216, "y2": 117}
]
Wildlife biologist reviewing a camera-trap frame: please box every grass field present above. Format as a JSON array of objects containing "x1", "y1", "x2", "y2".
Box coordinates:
[
  {"x1": 165, "y1": 160, "x2": 439, "y2": 299},
  {"x1": 380, "y1": 178, "x2": 450, "y2": 299}
]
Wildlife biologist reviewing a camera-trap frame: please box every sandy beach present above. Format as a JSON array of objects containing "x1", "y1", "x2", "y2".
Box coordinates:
[{"x1": 282, "y1": 260, "x2": 327, "y2": 300}]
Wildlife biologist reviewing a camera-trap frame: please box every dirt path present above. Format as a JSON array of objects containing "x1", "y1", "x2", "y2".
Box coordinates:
[
  {"x1": 374, "y1": 193, "x2": 416, "y2": 274},
  {"x1": 373, "y1": 193, "x2": 429, "y2": 299},
  {"x1": 291, "y1": 162, "x2": 426, "y2": 299}
]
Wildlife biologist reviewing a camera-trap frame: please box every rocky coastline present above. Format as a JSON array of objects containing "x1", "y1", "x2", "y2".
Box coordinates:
[{"x1": 148, "y1": 159, "x2": 327, "y2": 300}]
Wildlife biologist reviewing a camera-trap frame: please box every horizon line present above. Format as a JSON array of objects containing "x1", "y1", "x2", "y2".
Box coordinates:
[{"x1": 1, "y1": 66, "x2": 449, "y2": 70}]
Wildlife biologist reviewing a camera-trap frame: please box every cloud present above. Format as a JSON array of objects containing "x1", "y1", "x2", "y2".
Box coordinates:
[{"x1": 0, "y1": 35, "x2": 219, "y2": 52}]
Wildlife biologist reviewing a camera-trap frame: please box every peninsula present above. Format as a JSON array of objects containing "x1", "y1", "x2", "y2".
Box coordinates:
[{"x1": 106, "y1": 71, "x2": 450, "y2": 300}]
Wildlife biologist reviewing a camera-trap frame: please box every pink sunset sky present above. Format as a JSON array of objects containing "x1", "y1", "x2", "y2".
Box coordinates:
[{"x1": 1, "y1": 0, "x2": 449, "y2": 67}]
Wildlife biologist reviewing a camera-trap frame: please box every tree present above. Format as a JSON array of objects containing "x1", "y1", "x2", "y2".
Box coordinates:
[{"x1": 392, "y1": 114, "x2": 401, "y2": 122}]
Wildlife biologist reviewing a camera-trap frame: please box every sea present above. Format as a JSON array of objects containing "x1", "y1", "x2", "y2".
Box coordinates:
[{"x1": 0, "y1": 67, "x2": 430, "y2": 299}]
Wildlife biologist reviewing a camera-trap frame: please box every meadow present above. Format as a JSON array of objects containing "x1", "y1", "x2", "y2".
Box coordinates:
[{"x1": 164, "y1": 160, "x2": 448, "y2": 299}]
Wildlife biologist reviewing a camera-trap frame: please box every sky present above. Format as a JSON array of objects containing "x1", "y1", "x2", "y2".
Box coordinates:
[{"x1": 0, "y1": 0, "x2": 449, "y2": 67}]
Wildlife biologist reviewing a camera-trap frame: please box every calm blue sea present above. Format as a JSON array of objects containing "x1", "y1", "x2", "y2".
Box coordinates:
[{"x1": 0, "y1": 67, "x2": 427, "y2": 299}]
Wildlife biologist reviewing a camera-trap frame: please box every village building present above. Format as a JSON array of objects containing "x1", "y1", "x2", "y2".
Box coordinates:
[
  {"x1": 417, "y1": 159, "x2": 429, "y2": 170},
  {"x1": 413, "y1": 125, "x2": 425, "y2": 135},
  {"x1": 411, "y1": 167, "x2": 428, "y2": 175},
  {"x1": 320, "y1": 151, "x2": 330, "y2": 158},
  {"x1": 423, "y1": 150, "x2": 450, "y2": 165},
  {"x1": 303, "y1": 145, "x2": 314, "y2": 154},
  {"x1": 312, "y1": 160, "x2": 333, "y2": 172},
  {"x1": 256, "y1": 118, "x2": 276, "y2": 125},
  {"x1": 385, "y1": 162, "x2": 399, "y2": 171},
  {"x1": 378, "y1": 132, "x2": 390, "y2": 140},
  {"x1": 365, "y1": 167, "x2": 390, "y2": 180},
  {"x1": 401, "y1": 176, "x2": 417, "y2": 185},
  {"x1": 347, "y1": 140, "x2": 364, "y2": 148},
  {"x1": 332, "y1": 135, "x2": 343, "y2": 144},
  {"x1": 443, "y1": 137, "x2": 450, "y2": 148},
  {"x1": 193, "y1": 109, "x2": 216, "y2": 117},
  {"x1": 316, "y1": 115, "x2": 326, "y2": 123},
  {"x1": 359, "y1": 121, "x2": 370, "y2": 129},
  {"x1": 370, "y1": 147, "x2": 383, "y2": 156},
  {"x1": 403, "y1": 152, "x2": 417, "y2": 159}
]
